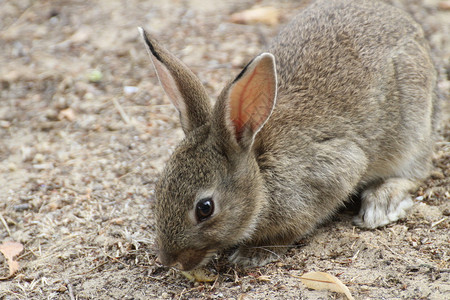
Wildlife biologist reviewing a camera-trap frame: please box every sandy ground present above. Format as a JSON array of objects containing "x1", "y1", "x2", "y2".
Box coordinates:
[{"x1": 0, "y1": 0, "x2": 449, "y2": 299}]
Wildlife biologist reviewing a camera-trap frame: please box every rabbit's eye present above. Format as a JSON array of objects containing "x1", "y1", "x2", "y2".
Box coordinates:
[{"x1": 196, "y1": 197, "x2": 214, "y2": 222}]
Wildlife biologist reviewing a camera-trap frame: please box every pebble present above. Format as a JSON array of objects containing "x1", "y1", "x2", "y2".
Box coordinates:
[
  {"x1": 0, "y1": 120, "x2": 11, "y2": 128},
  {"x1": 21, "y1": 146, "x2": 35, "y2": 161},
  {"x1": 45, "y1": 108, "x2": 59, "y2": 121},
  {"x1": 33, "y1": 163, "x2": 54, "y2": 170},
  {"x1": 33, "y1": 153, "x2": 45, "y2": 163},
  {"x1": 124, "y1": 86, "x2": 139, "y2": 95},
  {"x1": 13, "y1": 203, "x2": 31, "y2": 211},
  {"x1": 8, "y1": 162, "x2": 17, "y2": 171}
]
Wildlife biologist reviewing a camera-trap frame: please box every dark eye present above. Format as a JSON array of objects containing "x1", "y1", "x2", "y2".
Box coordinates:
[{"x1": 196, "y1": 197, "x2": 214, "y2": 222}]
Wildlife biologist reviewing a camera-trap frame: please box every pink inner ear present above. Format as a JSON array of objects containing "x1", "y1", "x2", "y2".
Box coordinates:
[
  {"x1": 229, "y1": 56, "x2": 276, "y2": 141},
  {"x1": 152, "y1": 57, "x2": 186, "y2": 114}
]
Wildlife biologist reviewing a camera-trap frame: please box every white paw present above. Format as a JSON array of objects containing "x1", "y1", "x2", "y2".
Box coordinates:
[{"x1": 354, "y1": 196, "x2": 414, "y2": 229}]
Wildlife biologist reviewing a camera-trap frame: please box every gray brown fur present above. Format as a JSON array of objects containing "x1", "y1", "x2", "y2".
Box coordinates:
[{"x1": 140, "y1": 0, "x2": 438, "y2": 271}]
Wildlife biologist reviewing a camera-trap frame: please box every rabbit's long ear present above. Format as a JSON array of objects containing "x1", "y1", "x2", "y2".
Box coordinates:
[
  {"x1": 139, "y1": 28, "x2": 211, "y2": 134},
  {"x1": 215, "y1": 53, "x2": 277, "y2": 151}
]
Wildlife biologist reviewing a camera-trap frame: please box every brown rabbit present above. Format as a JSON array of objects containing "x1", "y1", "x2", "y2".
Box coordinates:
[{"x1": 139, "y1": 0, "x2": 438, "y2": 271}]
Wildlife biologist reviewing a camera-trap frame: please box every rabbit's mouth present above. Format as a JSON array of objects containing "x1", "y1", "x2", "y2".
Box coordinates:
[{"x1": 158, "y1": 247, "x2": 217, "y2": 271}]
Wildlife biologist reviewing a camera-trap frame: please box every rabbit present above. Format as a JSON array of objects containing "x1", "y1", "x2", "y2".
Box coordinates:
[{"x1": 138, "y1": 0, "x2": 438, "y2": 271}]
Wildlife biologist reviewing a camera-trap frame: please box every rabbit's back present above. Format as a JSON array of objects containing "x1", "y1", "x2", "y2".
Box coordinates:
[
  {"x1": 270, "y1": 0, "x2": 426, "y2": 92},
  {"x1": 261, "y1": 0, "x2": 436, "y2": 181}
]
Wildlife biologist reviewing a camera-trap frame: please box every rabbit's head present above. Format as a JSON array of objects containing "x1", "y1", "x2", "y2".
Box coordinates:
[{"x1": 139, "y1": 28, "x2": 277, "y2": 270}]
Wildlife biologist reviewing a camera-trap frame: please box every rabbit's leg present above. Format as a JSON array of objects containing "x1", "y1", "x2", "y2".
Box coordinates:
[{"x1": 353, "y1": 178, "x2": 417, "y2": 228}]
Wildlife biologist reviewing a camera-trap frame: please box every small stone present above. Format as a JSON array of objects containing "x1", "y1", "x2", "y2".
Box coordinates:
[
  {"x1": 45, "y1": 109, "x2": 59, "y2": 121},
  {"x1": 57, "y1": 151, "x2": 69, "y2": 162},
  {"x1": 124, "y1": 86, "x2": 139, "y2": 95},
  {"x1": 58, "y1": 108, "x2": 76, "y2": 121},
  {"x1": 33, "y1": 163, "x2": 54, "y2": 170},
  {"x1": 84, "y1": 92, "x2": 95, "y2": 100},
  {"x1": 0, "y1": 120, "x2": 11, "y2": 128},
  {"x1": 8, "y1": 162, "x2": 17, "y2": 171},
  {"x1": 57, "y1": 285, "x2": 67, "y2": 292},
  {"x1": 430, "y1": 170, "x2": 444, "y2": 180},
  {"x1": 13, "y1": 203, "x2": 31, "y2": 211},
  {"x1": 33, "y1": 153, "x2": 45, "y2": 163},
  {"x1": 21, "y1": 146, "x2": 35, "y2": 161}
]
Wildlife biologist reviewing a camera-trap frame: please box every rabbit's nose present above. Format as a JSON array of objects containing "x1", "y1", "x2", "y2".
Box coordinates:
[
  {"x1": 161, "y1": 257, "x2": 183, "y2": 270},
  {"x1": 156, "y1": 252, "x2": 184, "y2": 269},
  {"x1": 155, "y1": 253, "x2": 172, "y2": 266}
]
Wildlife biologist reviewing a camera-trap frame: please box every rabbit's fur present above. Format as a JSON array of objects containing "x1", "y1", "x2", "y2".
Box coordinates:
[{"x1": 139, "y1": 0, "x2": 438, "y2": 271}]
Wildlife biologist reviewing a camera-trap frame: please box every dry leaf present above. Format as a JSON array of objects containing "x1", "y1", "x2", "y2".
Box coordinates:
[
  {"x1": 298, "y1": 271, "x2": 355, "y2": 300},
  {"x1": 256, "y1": 275, "x2": 271, "y2": 282},
  {"x1": 438, "y1": 1, "x2": 450, "y2": 10},
  {"x1": 230, "y1": 7, "x2": 280, "y2": 26},
  {"x1": 181, "y1": 268, "x2": 218, "y2": 282},
  {"x1": 0, "y1": 241, "x2": 24, "y2": 277}
]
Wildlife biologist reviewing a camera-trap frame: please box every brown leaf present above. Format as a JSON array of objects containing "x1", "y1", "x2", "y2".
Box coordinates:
[
  {"x1": 438, "y1": 1, "x2": 450, "y2": 10},
  {"x1": 297, "y1": 271, "x2": 355, "y2": 300},
  {"x1": 256, "y1": 275, "x2": 271, "y2": 282},
  {"x1": 181, "y1": 268, "x2": 218, "y2": 282},
  {"x1": 0, "y1": 241, "x2": 24, "y2": 277},
  {"x1": 230, "y1": 7, "x2": 280, "y2": 26}
]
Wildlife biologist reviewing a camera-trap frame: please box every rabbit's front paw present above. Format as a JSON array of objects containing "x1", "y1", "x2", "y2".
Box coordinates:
[
  {"x1": 354, "y1": 178, "x2": 416, "y2": 229},
  {"x1": 229, "y1": 246, "x2": 283, "y2": 268}
]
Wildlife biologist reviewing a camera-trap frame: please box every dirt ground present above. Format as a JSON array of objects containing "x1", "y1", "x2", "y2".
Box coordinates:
[{"x1": 0, "y1": 0, "x2": 449, "y2": 299}]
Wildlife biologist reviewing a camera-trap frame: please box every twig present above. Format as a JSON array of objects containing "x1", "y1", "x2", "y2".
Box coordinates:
[
  {"x1": 117, "y1": 149, "x2": 151, "y2": 180},
  {"x1": 82, "y1": 249, "x2": 135, "y2": 275},
  {"x1": 379, "y1": 241, "x2": 416, "y2": 264},
  {"x1": 210, "y1": 274, "x2": 219, "y2": 290},
  {"x1": 291, "y1": 273, "x2": 333, "y2": 283},
  {"x1": 0, "y1": 2, "x2": 35, "y2": 37},
  {"x1": 112, "y1": 98, "x2": 131, "y2": 125},
  {"x1": 0, "y1": 274, "x2": 15, "y2": 281},
  {"x1": 176, "y1": 286, "x2": 203, "y2": 299},
  {"x1": 0, "y1": 212, "x2": 11, "y2": 237},
  {"x1": 147, "y1": 275, "x2": 169, "y2": 282},
  {"x1": 103, "y1": 253, "x2": 130, "y2": 268},
  {"x1": 65, "y1": 278, "x2": 76, "y2": 300},
  {"x1": 178, "y1": 288, "x2": 186, "y2": 300},
  {"x1": 82, "y1": 261, "x2": 108, "y2": 275},
  {"x1": 351, "y1": 249, "x2": 360, "y2": 261},
  {"x1": 431, "y1": 217, "x2": 447, "y2": 228}
]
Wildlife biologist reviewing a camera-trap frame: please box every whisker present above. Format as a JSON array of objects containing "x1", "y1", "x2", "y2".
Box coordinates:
[
  {"x1": 252, "y1": 247, "x2": 279, "y2": 258},
  {"x1": 248, "y1": 244, "x2": 304, "y2": 249}
]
